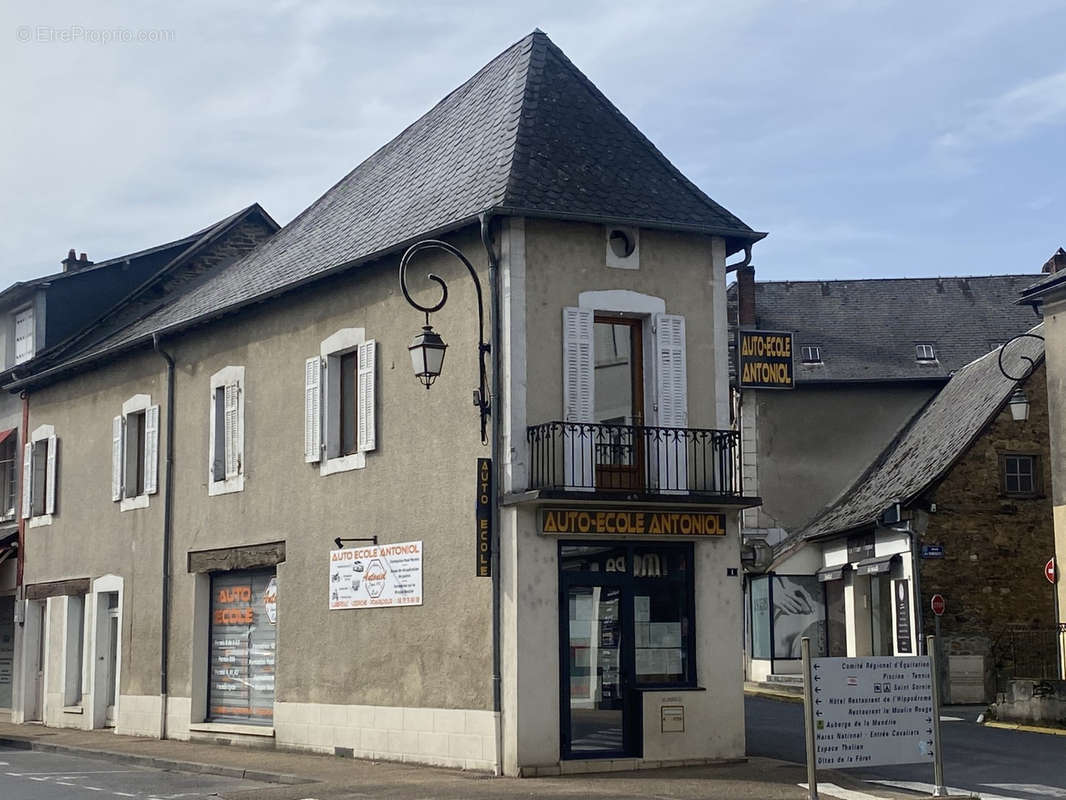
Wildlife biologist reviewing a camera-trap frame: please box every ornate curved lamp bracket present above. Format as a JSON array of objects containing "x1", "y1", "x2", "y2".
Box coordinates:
[
  {"x1": 998, "y1": 332, "x2": 1045, "y2": 382},
  {"x1": 399, "y1": 239, "x2": 490, "y2": 445}
]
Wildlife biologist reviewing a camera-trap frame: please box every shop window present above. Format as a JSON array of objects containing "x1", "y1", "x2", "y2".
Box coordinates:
[
  {"x1": 112, "y1": 395, "x2": 159, "y2": 509},
  {"x1": 208, "y1": 569, "x2": 277, "y2": 725},
  {"x1": 208, "y1": 366, "x2": 244, "y2": 495},
  {"x1": 0, "y1": 431, "x2": 17, "y2": 520},
  {"x1": 750, "y1": 576, "x2": 771, "y2": 660},
  {"x1": 305, "y1": 329, "x2": 376, "y2": 475},
  {"x1": 869, "y1": 574, "x2": 894, "y2": 657},
  {"x1": 22, "y1": 424, "x2": 57, "y2": 525},
  {"x1": 633, "y1": 547, "x2": 691, "y2": 685},
  {"x1": 770, "y1": 575, "x2": 826, "y2": 659},
  {"x1": 1002, "y1": 453, "x2": 1039, "y2": 497}
]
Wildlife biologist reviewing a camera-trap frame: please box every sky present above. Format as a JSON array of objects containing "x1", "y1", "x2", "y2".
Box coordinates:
[{"x1": 2, "y1": 0, "x2": 1064, "y2": 286}]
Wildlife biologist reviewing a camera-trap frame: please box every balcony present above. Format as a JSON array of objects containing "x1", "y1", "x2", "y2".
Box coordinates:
[{"x1": 526, "y1": 421, "x2": 756, "y2": 504}]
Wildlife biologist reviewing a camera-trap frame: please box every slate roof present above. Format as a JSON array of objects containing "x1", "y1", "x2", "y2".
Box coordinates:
[
  {"x1": 20, "y1": 30, "x2": 761, "y2": 384},
  {"x1": 1019, "y1": 268, "x2": 1066, "y2": 305},
  {"x1": 792, "y1": 328, "x2": 1045, "y2": 544},
  {"x1": 729, "y1": 275, "x2": 1042, "y2": 383}
]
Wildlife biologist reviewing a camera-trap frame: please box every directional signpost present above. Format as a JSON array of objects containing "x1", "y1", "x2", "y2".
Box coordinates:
[{"x1": 800, "y1": 636, "x2": 947, "y2": 799}]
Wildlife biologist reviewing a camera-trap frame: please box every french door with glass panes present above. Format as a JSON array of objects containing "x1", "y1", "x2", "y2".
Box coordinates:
[{"x1": 593, "y1": 316, "x2": 645, "y2": 491}]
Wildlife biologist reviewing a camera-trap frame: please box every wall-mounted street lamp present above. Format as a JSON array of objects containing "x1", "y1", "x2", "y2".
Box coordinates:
[
  {"x1": 399, "y1": 239, "x2": 490, "y2": 444},
  {"x1": 998, "y1": 332, "x2": 1044, "y2": 382},
  {"x1": 1008, "y1": 388, "x2": 1030, "y2": 421}
]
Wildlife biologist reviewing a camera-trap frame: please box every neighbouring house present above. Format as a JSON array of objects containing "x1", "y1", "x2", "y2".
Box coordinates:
[
  {"x1": 729, "y1": 269, "x2": 1043, "y2": 551},
  {"x1": 0, "y1": 203, "x2": 277, "y2": 713},
  {"x1": 746, "y1": 332, "x2": 1056, "y2": 704},
  {"x1": 3, "y1": 31, "x2": 763, "y2": 776},
  {"x1": 1017, "y1": 247, "x2": 1066, "y2": 682}
]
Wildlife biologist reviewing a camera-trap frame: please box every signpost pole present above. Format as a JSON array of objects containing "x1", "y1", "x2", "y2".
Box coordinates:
[
  {"x1": 934, "y1": 614, "x2": 943, "y2": 704},
  {"x1": 801, "y1": 637, "x2": 819, "y2": 800},
  {"x1": 926, "y1": 635, "x2": 947, "y2": 797}
]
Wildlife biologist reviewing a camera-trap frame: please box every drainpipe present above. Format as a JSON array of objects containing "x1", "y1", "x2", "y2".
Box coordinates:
[
  {"x1": 17, "y1": 391, "x2": 28, "y2": 590},
  {"x1": 153, "y1": 334, "x2": 175, "y2": 739},
  {"x1": 479, "y1": 213, "x2": 503, "y2": 775}
]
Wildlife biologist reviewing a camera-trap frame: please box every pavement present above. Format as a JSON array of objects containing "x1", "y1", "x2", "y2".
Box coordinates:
[{"x1": 0, "y1": 715, "x2": 951, "y2": 800}]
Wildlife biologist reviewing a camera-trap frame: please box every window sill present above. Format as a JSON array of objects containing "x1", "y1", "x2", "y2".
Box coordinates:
[
  {"x1": 62, "y1": 705, "x2": 84, "y2": 715},
  {"x1": 633, "y1": 685, "x2": 705, "y2": 693},
  {"x1": 320, "y1": 452, "x2": 365, "y2": 476},
  {"x1": 120, "y1": 495, "x2": 150, "y2": 512},
  {"x1": 189, "y1": 721, "x2": 274, "y2": 737},
  {"x1": 28, "y1": 514, "x2": 52, "y2": 528},
  {"x1": 208, "y1": 475, "x2": 245, "y2": 496}
]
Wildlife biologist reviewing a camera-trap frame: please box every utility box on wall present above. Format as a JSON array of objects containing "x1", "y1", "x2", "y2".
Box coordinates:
[{"x1": 948, "y1": 655, "x2": 987, "y2": 704}]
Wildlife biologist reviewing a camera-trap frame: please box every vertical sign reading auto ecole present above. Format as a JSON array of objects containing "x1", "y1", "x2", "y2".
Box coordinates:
[
  {"x1": 476, "y1": 458, "x2": 492, "y2": 577},
  {"x1": 738, "y1": 330, "x2": 795, "y2": 389}
]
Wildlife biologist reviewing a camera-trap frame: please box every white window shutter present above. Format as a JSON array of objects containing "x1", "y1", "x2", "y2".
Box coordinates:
[
  {"x1": 224, "y1": 381, "x2": 240, "y2": 479},
  {"x1": 304, "y1": 357, "x2": 322, "y2": 462},
  {"x1": 21, "y1": 442, "x2": 32, "y2": 519},
  {"x1": 144, "y1": 405, "x2": 160, "y2": 495},
  {"x1": 357, "y1": 340, "x2": 376, "y2": 453},
  {"x1": 112, "y1": 416, "x2": 124, "y2": 501},
  {"x1": 562, "y1": 308, "x2": 594, "y2": 423},
  {"x1": 562, "y1": 308, "x2": 595, "y2": 490},
  {"x1": 654, "y1": 313, "x2": 688, "y2": 492},
  {"x1": 654, "y1": 314, "x2": 687, "y2": 427},
  {"x1": 45, "y1": 434, "x2": 57, "y2": 515}
]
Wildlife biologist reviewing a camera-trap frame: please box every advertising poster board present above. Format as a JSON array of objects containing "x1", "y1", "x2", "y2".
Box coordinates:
[{"x1": 329, "y1": 541, "x2": 423, "y2": 609}]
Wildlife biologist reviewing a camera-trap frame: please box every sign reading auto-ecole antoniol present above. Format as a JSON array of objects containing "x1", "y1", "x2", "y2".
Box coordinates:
[
  {"x1": 813, "y1": 656, "x2": 935, "y2": 769},
  {"x1": 541, "y1": 509, "x2": 725, "y2": 536},
  {"x1": 738, "y1": 330, "x2": 794, "y2": 389}
]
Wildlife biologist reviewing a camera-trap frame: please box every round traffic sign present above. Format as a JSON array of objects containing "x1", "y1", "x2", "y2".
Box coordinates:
[
  {"x1": 931, "y1": 594, "x2": 946, "y2": 616},
  {"x1": 1047, "y1": 558, "x2": 1057, "y2": 585}
]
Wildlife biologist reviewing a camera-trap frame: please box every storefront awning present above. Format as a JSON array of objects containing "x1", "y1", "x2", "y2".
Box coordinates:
[
  {"x1": 855, "y1": 554, "x2": 900, "y2": 576},
  {"x1": 817, "y1": 564, "x2": 850, "y2": 582},
  {"x1": 0, "y1": 428, "x2": 14, "y2": 447}
]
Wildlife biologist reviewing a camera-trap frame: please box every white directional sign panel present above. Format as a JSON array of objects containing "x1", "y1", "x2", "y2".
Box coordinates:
[{"x1": 812, "y1": 656, "x2": 935, "y2": 769}]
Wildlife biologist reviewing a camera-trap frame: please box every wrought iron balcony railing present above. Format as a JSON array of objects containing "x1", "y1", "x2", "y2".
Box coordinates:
[{"x1": 527, "y1": 421, "x2": 742, "y2": 498}]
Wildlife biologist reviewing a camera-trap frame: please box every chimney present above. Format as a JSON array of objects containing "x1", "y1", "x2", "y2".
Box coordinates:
[
  {"x1": 61, "y1": 249, "x2": 93, "y2": 272},
  {"x1": 737, "y1": 264, "x2": 756, "y2": 326},
  {"x1": 1042, "y1": 248, "x2": 1066, "y2": 274}
]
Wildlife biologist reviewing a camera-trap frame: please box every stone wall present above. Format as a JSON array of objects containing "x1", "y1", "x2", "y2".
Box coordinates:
[
  {"x1": 918, "y1": 364, "x2": 1058, "y2": 684},
  {"x1": 992, "y1": 679, "x2": 1066, "y2": 726}
]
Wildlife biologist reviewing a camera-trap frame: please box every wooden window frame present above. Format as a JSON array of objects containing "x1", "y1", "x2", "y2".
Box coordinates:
[{"x1": 1000, "y1": 452, "x2": 1041, "y2": 498}]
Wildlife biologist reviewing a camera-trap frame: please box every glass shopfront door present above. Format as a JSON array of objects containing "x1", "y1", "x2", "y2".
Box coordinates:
[{"x1": 560, "y1": 542, "x2": 695, "y2": 760}]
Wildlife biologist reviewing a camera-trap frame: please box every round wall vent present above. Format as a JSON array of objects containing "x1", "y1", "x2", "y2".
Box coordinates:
[{"x1": 608, "y1": 229, "x2": 635, "y2": 259}]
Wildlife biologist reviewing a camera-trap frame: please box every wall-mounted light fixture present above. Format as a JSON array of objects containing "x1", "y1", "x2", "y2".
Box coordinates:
[
  {"x1": 1008, "y1": 388, "x2": 1030, "y2": 421},
  {"x1": 399, "y1": 239, "x2": 490, "y2": 444}
]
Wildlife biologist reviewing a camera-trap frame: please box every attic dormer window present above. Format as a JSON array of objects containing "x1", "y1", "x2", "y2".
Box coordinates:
[
  {"x1": 915, "y1": 343, "x2": 936, "y2": 362},
  {"x1": 801, "y1": 345, "x2": 822, "y2": 364}
]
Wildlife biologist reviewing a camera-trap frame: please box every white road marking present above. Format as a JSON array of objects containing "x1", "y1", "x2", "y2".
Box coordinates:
[
  {"x1": 940, "y1": 715, "x2": 963, "y2": 721},
  {"x1": 113, "y1": 793, "x2": 137, "y2": 797},
  {"x1": 56, "y1": 781, "x2": 77, "y2": 786},
  {"x1": 85, "y1": 788, "x2": 104, "y2": 793},
  {"x1": 985, "y1": 785, "x2": 1066, "y2": 798},
  {"x1": 869, "y1": 779, "x2": 1023, "y2": 799},
  {"x1": 799, "y1": 782, "x2": 888, "y2": 800}
]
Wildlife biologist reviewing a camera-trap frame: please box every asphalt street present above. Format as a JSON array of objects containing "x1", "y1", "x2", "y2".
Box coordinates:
[
  {"x1": 746, "y1": 694, "x2": 1066, "y2": 800},
  {"x1": 0, "y1": 745, "x2": 271, "y2": 800}
]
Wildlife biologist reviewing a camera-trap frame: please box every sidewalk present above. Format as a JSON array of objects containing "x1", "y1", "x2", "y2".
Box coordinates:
[{"x1": 0, "y1": 717, "x2": 932, "y2": 800}]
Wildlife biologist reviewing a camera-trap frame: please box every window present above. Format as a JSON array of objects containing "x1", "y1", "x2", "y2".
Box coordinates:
[
  {"x1": 0, "y1": 431, "x2": 18, "y2": 520},
  {"x1": 22, "y1": 424, "x2": 56, "y2": 525},
  {"x1": 14, "y1": 307, "x2": 34, "y2": 365},
  {"x1": 112, "y1": 395, "x2": 159, "y2": 509},
  {"x1": 64, "y1": 594, "x2": 86, "y2": 707},
  {"x1": 1002, "y1": 453, "x2": 1040, "y2": 497},
  {"x1": 209, "y1": 367, "x2": 245, "y2": 495},
  {"x1": 915, "y1": 343, "x2": 936, "y2": 362},
  {"x1": 801, "y1": 345, "x2": 822, "y2": 364},
  {"x1": 305, "y1": 329, "x2": 376, "y2": 475}
]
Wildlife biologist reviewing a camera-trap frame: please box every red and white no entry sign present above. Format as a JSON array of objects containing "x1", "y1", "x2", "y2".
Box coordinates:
[
  {"x1": 930, "y1": 594, "x2": 946, "y2": 616},
  {"x1": 1047, "y1": 557, "x2": 1057, "y2": 585}
]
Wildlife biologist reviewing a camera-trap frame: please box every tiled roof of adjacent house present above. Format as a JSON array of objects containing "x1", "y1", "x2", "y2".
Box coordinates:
[
  {"x1": 729, "y1": 275, "x2": 1042, "y2": 383},
  {"x1": 20, "y1": 30, "x2": 761, "y2": 383},
  {"x1": 789, "y1": 328, "x2": 1044, "y2": 546}
]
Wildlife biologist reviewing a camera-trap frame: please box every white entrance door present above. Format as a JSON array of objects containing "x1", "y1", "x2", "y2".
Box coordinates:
[{"x1": 103, "y1": 594, "x2": 119, "y2": 726}]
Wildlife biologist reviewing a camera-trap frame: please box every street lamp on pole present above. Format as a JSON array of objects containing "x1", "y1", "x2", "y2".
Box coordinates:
[{"x1": 399, "y1": 239, "x2": 491, "y2": 444}]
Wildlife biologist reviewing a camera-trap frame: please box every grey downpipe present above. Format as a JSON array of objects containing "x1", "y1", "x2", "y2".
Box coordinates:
[
  {"x1": 480, "y1": 213, "x2": 503, "y2": 774},
  {"x1": 153, "y1": 334, "x2": 175, "y2": 739}
]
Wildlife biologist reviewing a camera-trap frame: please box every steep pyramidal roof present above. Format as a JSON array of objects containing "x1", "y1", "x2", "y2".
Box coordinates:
[{"x1": 22, "y1": 30, "x2": 760, "y2": 381}]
